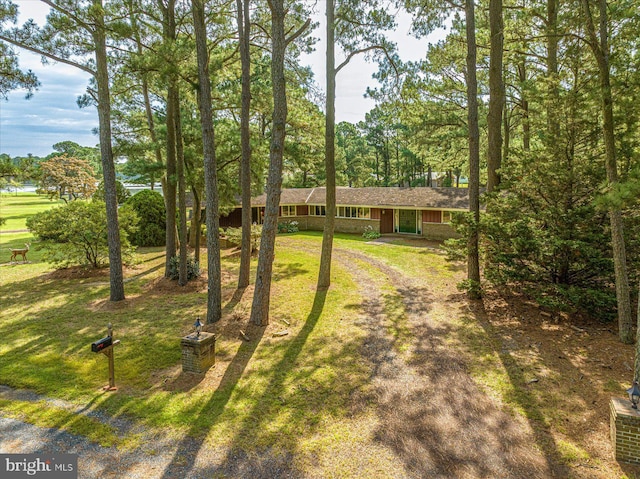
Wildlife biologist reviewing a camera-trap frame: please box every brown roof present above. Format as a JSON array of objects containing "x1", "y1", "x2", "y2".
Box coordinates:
[{"x1": 252, "y1": 187, "x2": 470, "y2": 210}]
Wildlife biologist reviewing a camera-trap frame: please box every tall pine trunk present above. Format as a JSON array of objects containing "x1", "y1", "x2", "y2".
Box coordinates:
[
  {"x1": 192, "y1": 0, "x2": 222, "y2": 323},
  {"x1": 94, "y1": 0, "x2": 124, "y2": 301},
  {"x1": 250, "y1": 0, "x2": 288, "y2": 326},
  {"x1": 465, "y1": 0, "x2": 481, "y2": 298},
  {"x1": 317, "y1": 0, "x2": 336, "y2": 290},
  {"x1": 487, "y1": 0, "x2": 503, "y2": 192},
  {"x1": 237, "y1": 0, "x2": 252, "y2": 289},
  {"x1": 175, "y1": 87, "x2": 188, "y2": 286},
  {"x1": 582, "y1": 0, "x2": 632, "y2": 343},
  {"x1": 162, "y1": 0, "x2": 178, "y2": 277}
]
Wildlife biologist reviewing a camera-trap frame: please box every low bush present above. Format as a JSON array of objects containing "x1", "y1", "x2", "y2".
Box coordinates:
[
  {"x1": 124, "y1": 190, "x2": 166, "y2": 247},
  {"x1": 362, "y1": 225, "x2": 380, "y2": 240},
  {"x1": 224, "y1": 224, "x2": 262, "y2": 251},
  {"x1": 167, "y1": 255, "x2": 201, "y2": 281},
  {"x1": 277, "y1": 221, "x2": 299, "y2": 233},
  {"x1": 26, "y1": 200, "x2": 137, "y2": 268}
]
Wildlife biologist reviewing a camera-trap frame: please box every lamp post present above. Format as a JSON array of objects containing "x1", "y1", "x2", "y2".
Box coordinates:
[{"x1": 627, "y1": 380, "x2": 640, "y2": 409}]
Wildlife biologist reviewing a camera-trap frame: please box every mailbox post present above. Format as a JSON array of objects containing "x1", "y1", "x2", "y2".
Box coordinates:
[{"x1": 91, "y1": 323, "x2": 120, "y2": 391}]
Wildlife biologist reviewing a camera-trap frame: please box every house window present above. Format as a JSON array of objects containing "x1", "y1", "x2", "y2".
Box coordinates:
[
  {"x1": 336, "y1": 206, "x2": 370, "y2": 219},
  {"x1": 281, "y1": 205, "x2": 297, "y2": 217},
  {"x1": 310, "y1": 205, "x2": 326, "y2": 216},
  {"x1": 442, "y1": 211, "x2": 452, "y2": 223}
]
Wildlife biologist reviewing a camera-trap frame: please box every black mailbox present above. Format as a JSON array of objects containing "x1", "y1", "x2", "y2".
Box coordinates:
[{"x1": 91, "y1": 336, "x2": 113, "y2": 352}]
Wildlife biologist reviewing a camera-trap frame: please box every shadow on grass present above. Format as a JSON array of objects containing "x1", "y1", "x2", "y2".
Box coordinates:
[
  {"x1": 157, "y1": 320, "x2": 267, "y2": 479},
  {"x1": 212, "y1": 289, "x2": 328, "y2": 478}
]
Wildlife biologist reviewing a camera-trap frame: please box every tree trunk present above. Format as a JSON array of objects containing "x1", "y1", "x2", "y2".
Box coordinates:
[
  {"x1": 636, "y1": 286, "x2": 640, "y2": 381},
  {"x1": 191, "y1": 188, "x2": 201, "y2": 263},
  {"x1": 128, "y1": 0, "x2": 164, "y2": 176},
  {"x1": 164, "y1": 82, "x2": 178, "y2": 276},
  {"x1": 582, "y1": 0, "x2": 632, "y2": 343},
  {"x1": 192, "y1": 0, "x2": 222, "y2": 323},
  {"x1": 93, "y1": 0, "x2": 124, "y2": 301},
  {"x1": 487, "y1": 0, "x2": 503, "y2": 192},
  {"x1": 236, "y1": 0, "x2": 252, "y2": 289},
  {"x1": 546, "y1": 0, "x2": 560, "y2": 150},
  {"x1": 317, "y1": 0, "x2": 336, "y2": 290},
  {"x1": 250, "y1": 0, "x2": 288, "y2": 326},
  {"x1": 503, "y1": 91, "x2": 510, "y2": 163},
  {"x1": 162, "y1": 0, "x2": 178, "y2": 277},
  {"x1": 517, "y1": 59, "x2": 530, "y2": 151},
  {"x1": 465, "y1": 0, "x2": 481, "y2": 298},
  {"x1": 175, "y1": 87, "x2": 188, "y2": 286}
]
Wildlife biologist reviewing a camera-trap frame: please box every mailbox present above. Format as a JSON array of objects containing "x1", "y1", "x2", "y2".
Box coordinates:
[{"x1": 91, "y1": 336, "x2": 113, "y2": 352}]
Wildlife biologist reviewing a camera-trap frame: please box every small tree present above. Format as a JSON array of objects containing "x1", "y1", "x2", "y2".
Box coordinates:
[
  {"x1": 36, "y1": 155, "x2": 97, "y2": 202},
  {"x1": 123, "y1": 190, "x2": 166, "y2": 247},
  {"x1": 27, "y1": 201, "x2": 137, "y2": 268}
]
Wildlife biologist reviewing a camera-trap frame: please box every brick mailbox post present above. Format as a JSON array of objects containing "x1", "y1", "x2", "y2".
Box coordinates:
[
  {"x1": 181, "y1": 332, "x2": 216, "y2": 374},
  {"x1": 610, "y1": 397, "x2": 640, "y2": 463}
]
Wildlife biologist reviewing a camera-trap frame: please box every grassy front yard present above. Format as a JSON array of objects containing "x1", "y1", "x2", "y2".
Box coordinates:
[{"x1": 1, "y1": 196, "x2": 638, "y2": 478}]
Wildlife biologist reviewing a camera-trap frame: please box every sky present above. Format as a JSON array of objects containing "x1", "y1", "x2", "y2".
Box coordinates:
[{"x1": 0, "y1": 2, "x2": 446, "y2": 158}]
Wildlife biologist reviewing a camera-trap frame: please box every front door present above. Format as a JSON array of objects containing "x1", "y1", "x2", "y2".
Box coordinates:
[
  {"x1": 398, "y1": 209, "x2": 417, "y2": 234},
  {"x1": 380, "y1": 209, "x2": 394, "y2": 233}
]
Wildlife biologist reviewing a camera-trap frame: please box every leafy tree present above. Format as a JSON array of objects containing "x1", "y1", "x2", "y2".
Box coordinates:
[
  {"x1": 26, "y1": 200, "x2": 137, "y2": 268},
  {"x1": 36, "y1": 155, "x2": 97, "y2": 202},
  {"x1": 49, "y1": 141, "x2": 101, "y2": 175},
  {"x1": 0, "y1": 0, "x2": 126, "y2": 301},
  {"x1": 123, "y1": 190, "x2": 166, "y2": 247}
]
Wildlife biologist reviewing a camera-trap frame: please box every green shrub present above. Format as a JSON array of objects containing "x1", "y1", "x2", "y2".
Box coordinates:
[
  {"x1": 124, "y1": 190, "x2": 166, "y2": 246},
  {"x1": 362, "y1": 225, "x2": 380, "y2": 240},
  {"x1": 224, "y1": 225, "x2": 262, "y2": 251},
  {"x1": 167, "y1": 255, "x2": 200, "y2": 281},
  {"x1": 277, "y1": 220, "x2": 299, "y2": 233},
  {"x1": 26, "y1": 200, "x2": 137, "y2": 268},
  {"x1": 93, "y1": 179, "x2": 131, "y2": 204}
]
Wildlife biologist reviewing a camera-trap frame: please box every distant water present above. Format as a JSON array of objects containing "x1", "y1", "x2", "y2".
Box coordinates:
[{"x1": 1, "y1": 184, "x2": 162, "y2": 196}]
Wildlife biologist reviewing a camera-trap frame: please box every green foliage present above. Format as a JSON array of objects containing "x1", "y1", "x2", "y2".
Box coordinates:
[
  {"x1": 362, "y1": 225, "x2": 380, "y2": 240},
  {"x1": 93, "y1": 179, "x2": 131, "y2": 204},
  {"x1": 457, "y1": 279, "x2": 482, "y2": 299},
  {"x1": 224, "y1": 225, "x2": 262, "y2": 251},
  {"x1": 478, "y1": 158, "x2": 616, "y2": 319},
  {"x1": 167, "y1": 255, "x2": 200, "y2": 281},
  {"x1": 278, "y1": 220, "x2": 299, "y2": 233},
  {"x1": 123, "y1": 190, "x2": 166, "y2": 247},
  {"x1": 26, "y1": 200, "x2": 137, "y2": 268}
]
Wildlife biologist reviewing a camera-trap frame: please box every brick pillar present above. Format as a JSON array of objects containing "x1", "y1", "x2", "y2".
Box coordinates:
[
  {"x1": 611, "y1": 397, "x2": 640, "y2": 463},
  {"x1": 181, "y1": 332, "x2": 216, "y2": 374}
]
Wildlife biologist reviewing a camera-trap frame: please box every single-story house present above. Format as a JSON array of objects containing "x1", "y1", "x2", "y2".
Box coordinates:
[{"x1": 220, "y1": 186, "x2": 470, "y2": 240}]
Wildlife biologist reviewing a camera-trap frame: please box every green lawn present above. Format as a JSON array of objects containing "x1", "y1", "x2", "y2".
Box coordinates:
[
  {"x1": 0, "y1": 230, "x2": 382, "y2": 465},
  {"x1": 0, "y1": 192, "x2": 64, "y2": 262}
]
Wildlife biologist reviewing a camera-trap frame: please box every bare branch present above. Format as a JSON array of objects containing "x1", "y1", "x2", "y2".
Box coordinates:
[{"x1": 285, "y1": 18, "x2": 310, "y2": 46}]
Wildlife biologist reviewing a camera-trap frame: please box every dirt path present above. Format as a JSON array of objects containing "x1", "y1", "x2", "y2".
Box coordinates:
[{"x1": 333, "y1": 247, "x2": 561, "y2": 478}]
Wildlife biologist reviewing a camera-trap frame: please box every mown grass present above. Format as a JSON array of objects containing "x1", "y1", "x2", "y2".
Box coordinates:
[
  {"x1": 0, "y1": 225, "x2": 406, "y2": 473},
  {"x1": 0, "y1": 192, "x2": 62, "y2": 263}
]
